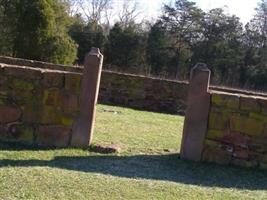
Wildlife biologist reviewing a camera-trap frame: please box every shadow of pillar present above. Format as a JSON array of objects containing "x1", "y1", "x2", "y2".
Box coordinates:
[{"x1": 71, "y1": 48, "x2": 103, "y2": 147}]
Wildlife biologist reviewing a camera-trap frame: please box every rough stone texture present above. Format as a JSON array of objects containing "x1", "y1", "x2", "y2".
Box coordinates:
[
  {"x1": 65, "y1": 73, "x2": 82, "y2": 94},
  {"x1": 181, "y1": 63, "x2": 211, "y2": 161},
  {"x1": 240, "y1": 97, "x2": 261, "y2": 112},
  {"x1": 0, "y1": 63, "x2": 81, "y2": 147},
  {"x1": 3, "y1": 54, "x2": 267, "y2": 165},
  {"x1": 90, "y1": 144, "x2": 122, "y2": 154},
  {"x1": 7, "y1": 123, "x2": 34, "y2": 143},
  {"x1": 4, "y1": 65, "x2": 43, "y2": 80},
  {"x1": 202, "y1": 148, "x2": 232, "y2": 165},
  {"x1": 212, "y1": 93, "x2": 239, "y2": 109},
  {"x1": 37, "y1": 126, "x2": 71, "y2": 147},
  {"x1": 99, "y1": 71, "x2": 188, "y2": 114},
  {"x1": 0, "y1": 105, "x2": 21, "y2": 123},
  {"x1": 203, "y1": 90, "x2": 267, "y2": 170},
  {"x1": 43, "y1": 71, "x2": 64, "y2": 88},
  {"x1": 230, "y1": 115, "x2": 264, "y2": 136}
]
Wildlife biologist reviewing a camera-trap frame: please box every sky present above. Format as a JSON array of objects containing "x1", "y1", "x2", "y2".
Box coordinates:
[{"x1": 135, "y1": 0, "x2": 260, "y2": 24}]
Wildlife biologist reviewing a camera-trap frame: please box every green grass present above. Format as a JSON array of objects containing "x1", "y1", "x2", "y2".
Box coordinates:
[{"x1": 0, "y1": 104, "x2": 267, "y2": 200}]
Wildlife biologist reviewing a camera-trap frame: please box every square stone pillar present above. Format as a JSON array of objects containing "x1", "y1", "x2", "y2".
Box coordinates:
[
  {"x1": 180, "y1": 63, "x2": 211, "y2": 161},
  {"x1": 71, "y1": 48, "x2": 103, "y2": 147}
]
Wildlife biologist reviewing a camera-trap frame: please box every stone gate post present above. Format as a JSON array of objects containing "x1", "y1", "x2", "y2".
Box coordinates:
[
  {"x1": 180, "y1": 63, "x2": 211, "y2": 161},
  {"x1": 71, "y1": 48, "x2": 103, "y2": 147}
]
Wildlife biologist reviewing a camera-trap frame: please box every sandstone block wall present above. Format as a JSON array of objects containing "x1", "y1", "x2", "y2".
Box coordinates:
[
  {"x1": 202, "y1": 91, "x2": 267, "y2": 169},
  {"x1": 99, "y1": 71, "x2": 188, "y2": 114},
  {"x1": 0, "y1": 63, "x2": 82, "y2": 147},
  {"x1": 0, "y1": 56, "x2": 190, "y2": 148},
  {"x1": 0, "y1": 56, "x2": 189, "y2": 114}
]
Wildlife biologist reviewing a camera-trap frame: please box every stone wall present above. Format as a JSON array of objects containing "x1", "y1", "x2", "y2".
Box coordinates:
[
  {"x1": 3, "y1": 55, "x2": 265, "y2": 115},
  {"x1": 181, "y1": 64, "x2": 267, "y2": 169},
  {"x1": 0, "y1": 63, "x2": 82, "y2": 147},
  {"x1": 99, "y1": 71, "x2": 188, "y2": 114},
  {"x1": 202, "y1": 91, "x2": 267, "y2": 169},
  {"x1": 0, "y1": 56, "x2": 189, "y2": 114}
]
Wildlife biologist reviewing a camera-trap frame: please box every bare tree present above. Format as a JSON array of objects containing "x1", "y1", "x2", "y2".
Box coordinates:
[
  {"x1": 58, "y1": 0, "x2": 82, "y2": 16},
  {"x1": 118, "y1": 0, "x2": 142, "y2": 28},
  {"x1": 79, "y1": 0, "x2": 113, "y2": 24}
]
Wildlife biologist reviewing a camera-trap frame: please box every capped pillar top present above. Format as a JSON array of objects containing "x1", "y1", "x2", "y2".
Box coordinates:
[
  {"x1": 88, "y1": 47, "x2": 103, "y2": 58},
  {"x1": 190, "y1": 63, "x2": 210, "y2": 80}
]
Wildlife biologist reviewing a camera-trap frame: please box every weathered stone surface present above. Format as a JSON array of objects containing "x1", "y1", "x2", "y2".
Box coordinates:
[
  {"x1": 208, "y1": 111, "x2": 229, "y2": 130},
  {"x1": 43, "y1": 71, "x2": 64, "y2": 88},
  {"x1": 202, "y1": 146, "x2": 232, "y2": 165},
  {"x1": 230, "y1": 115, "x2": 264, "y2": 136},
  {"x1": 62, "y1": 93, "x2": 79, "y2": 113},
  {"x1": 43, "y1": 89, "x2": 61, "y2": 107},
  {"x1": 249, "y1": 112, "x2": 267, "y2": 122},
  {"x1": 9, "y1": 78, "x2": 34, "y2": 91},
  {"x1": 72, "y1": 48, "x2": 103, "y2": 147},
  {"x1": 21, "y1": 103, "x2": 42, "y2": 123},
  {"x1": 65, "y1": 73, "x2": 82, "y2": 93},
  {"x1": 0, "y1": 125, "x2": 8, "y2": 138},
  {"x1": 222, "y1": 133, "x2": 250, "y2": 148},
  {"x1": 99, "y1": 71, "x2": 189, "y2": 114},
  {"x1": 259, "y1": 154, "x2": 267, "y2": 163},
  {"x1": 240, "y1": 96, "x2": 261, "y2": 112},
  {"x1": 4, "y1": 66, "x2": 42, "y2": 80},
  {"x1": 7, "y1": 123, "x2": 34, "y2": 143},
  {"x1": 248, "y1": 138, "x2": 267, "y2": 153},
  {"x1": 259, "y1": 162, "x2": 267, "y2": 170},
  {"x1": 232, "y1": 147, "x2": 249, "y2": 159},
  {"x1": 204, "y1": 139, "x2": 221, "y2": 148},
  {"x1": 264, "y1": 124, "x2": 267, "y2": 136},
  {"x1": 22, "y1": 104, "x2": 62, "y2": 125},
  {"x1": 40, "y1": 106, "x2": 62, "y2": 125},
  {"x1": 259, "y1": 99, "x2": 267, "y2": 115},
  {"x1": 181, "y1": 63, "x2": 210, "y2": 161},
  {"x1": 0, "y1": 75, "x2": 7, "y2": 87},
  {"x1": 90, "y1": 144, "x2": 122, "y2": 154},
  {"x1": 61, "y1": 115, "x2": 75, "y2": 126},
  {"x1": 206, "y1": 130, "x2": 225, "y2": 140},
  {"x1": 36, "y1": 126, "x2": 71, "y2": 147},
  {"x1": 211, "y1": 93, "x2": 239, "y2": 109},
  {"x1": 0, "y1": 105, "x2": 21, "y2": 123}
]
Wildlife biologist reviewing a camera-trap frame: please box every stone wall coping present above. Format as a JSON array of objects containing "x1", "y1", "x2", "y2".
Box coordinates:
[
  {"x1": 210, "y1": 86, "x2": 267, "y2": 98},
  {"x1": 0, "y1": 56, "x2": 83, "y2": 73},
  {"x1": 103, "y1": 70, "x2": 190, "y2": 85},
  {"x1": 1, "y1": 55, "x2": 267, "y2": 98},
  {"x1": 209, "y1": 90, "x2": 267, "y2": 101},
  {"x1": 0, "y1": 63, "x2": 82, "y2": 75}
]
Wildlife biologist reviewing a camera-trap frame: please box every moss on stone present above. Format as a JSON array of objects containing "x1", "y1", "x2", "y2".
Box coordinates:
[
  {"x1": 204, "y1": 139, "x2": 221, "y2": 147},
  {"x1": 61, "y1": 116, "x2": 74, "y2": 126},
  {"x1": 240, "y1": 97, "x2": 261, "y2": 112},
  {"x1": 249, "y1": 112, "x2": 267, "y2": 122},
  {"x1": 65, "y1": 73, "x2": 81, "y2": 93},
  {"x1": 208, "y1": 111, "x2": 229, "y2": 130},
  {"x1": 212, "y1": 93, "x2": 239, "y2": 109},
  {"x1": 230, "y1": 115, "x2": 264, "y2": 136},
  {"x1": 14, "y1": 124, "x2": 34, "y2": 143},
  {"x1": 40, "y1": 106, "x2": 62, "y2": 125},
  {"x1": 43, "y1": 89, "x2": 62, "y2": 106},
  {"x1": 9, "y1": 78, "x2": 34, "y2": 91},
  {"x1": 206, "y1": 130, "x2": 225, "y2": 140}
]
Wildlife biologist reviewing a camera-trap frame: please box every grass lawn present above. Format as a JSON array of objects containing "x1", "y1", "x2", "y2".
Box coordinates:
[{"x1": 0, "y1": 104, "x2": 267, "y2": 200}]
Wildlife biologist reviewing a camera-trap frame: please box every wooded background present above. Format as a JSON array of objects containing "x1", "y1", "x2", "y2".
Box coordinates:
[{"x1": 0, "y1": 0, "x2": 266, "y2": 90}]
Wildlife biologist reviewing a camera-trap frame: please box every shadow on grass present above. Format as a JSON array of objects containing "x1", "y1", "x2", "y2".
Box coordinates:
[{"x1": 0, "y1": 152, "x2": 267, "y2": 190}]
